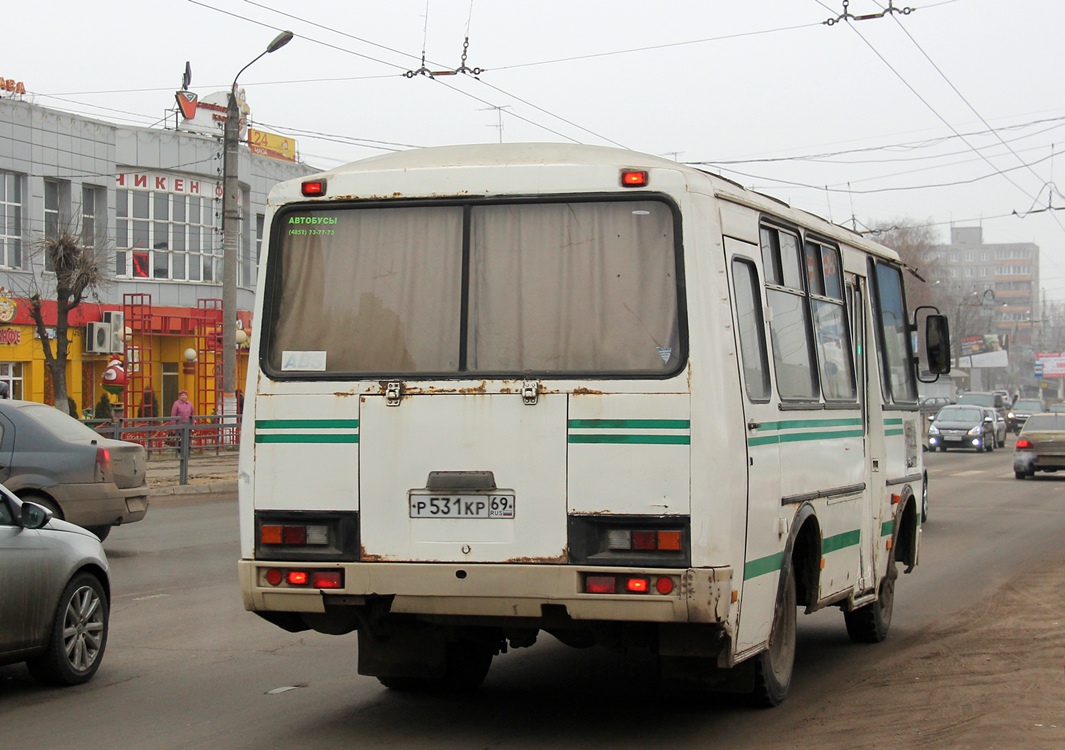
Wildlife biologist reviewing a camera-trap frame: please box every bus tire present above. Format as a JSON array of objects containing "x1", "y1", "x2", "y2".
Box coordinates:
[
  {"x1": 751, "y1": 565, "x2": 796, "y2": 707},
  {"x1": 844, "y1": 552, "x2": 896, "y2": 644}
]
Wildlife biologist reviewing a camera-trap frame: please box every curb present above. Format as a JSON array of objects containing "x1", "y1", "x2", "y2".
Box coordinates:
[{"x1": 149, "y1": 481, "x2": 238, "y2": 498}]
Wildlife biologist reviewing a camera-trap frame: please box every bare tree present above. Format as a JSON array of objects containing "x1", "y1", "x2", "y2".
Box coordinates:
[
  {"x1": 866, "y1": 220, "x2": 945, "y2": 312},
  {"x1": 26, "y1": 227, "x2": 110, "y2": 413}
]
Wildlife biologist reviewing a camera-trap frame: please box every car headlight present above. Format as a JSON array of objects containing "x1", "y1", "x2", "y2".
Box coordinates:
[
  {"x1": 928, "y1": 425, "x2": 940, "y2": 435},
  {"x1": 1008, "y1": 412, "x2": 1015, "y2": 419},
  {"x1": 967, "y1": 426, "x2": 983, "y2": 436}
]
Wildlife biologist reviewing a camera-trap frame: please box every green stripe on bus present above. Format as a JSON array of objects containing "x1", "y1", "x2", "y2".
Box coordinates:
[
  {"x1": 568, "y1": 419, "x2": 690, "y2": 430},
  {"x1": 568, "y1": 434, "x2": 690, "y2": 445},
  {"x1": 748, "y1": 429, "x2": 865, "y2": 446},
  {"x1": 256, "y1": 419, "x2": 359, "y2": 429},
  {"x1": 822, "y1": 529, "x2": 861, "y2": 554},
  {"x1": 744, "y1": 552, "x2": 784, "y2": 581},
  {"x1": 758, "y1": 418, "x2": 863, "y2": 431},
  {"x1": 255, "y1": 433, "x2": 359, "y2": 444},
  {"x1": 881, "y1": 520, "x2": 895, "y2": 537},
  {"x1": 884, "y1": 418, "x2": 904, "y2": 425}
]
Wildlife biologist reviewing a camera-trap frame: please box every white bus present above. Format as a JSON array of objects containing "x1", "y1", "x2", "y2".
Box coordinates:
[{"x1": 237, "y1": 143, "x2": 950, "y2": 705}]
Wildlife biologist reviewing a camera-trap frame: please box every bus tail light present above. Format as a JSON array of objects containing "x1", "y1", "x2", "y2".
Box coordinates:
[
  {"x1": 260, "y1": 523, "x2": 330, "y2": 546},
  {"x1": 262, "y1": 568, "x2": 345, "y2": 589},
  {"x1": 583, "y1": 574, "x2": 677, "y2": 596},
  {"x1": 620, "y1": 170, "x2": 648, "y2": 187},
  {"x1": 607, "y1": 529, "x2": 683, "y2": 552}
]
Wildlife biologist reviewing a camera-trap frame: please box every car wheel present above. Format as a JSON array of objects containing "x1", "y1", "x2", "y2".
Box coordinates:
[
  {"x1": 26, "y1": 572, "x2": 109, "y2": 686},
  {"x1": 1015, "y1": 471, "x2": 1027, "y2": 479},
  {"x1": 939, "y1": 445, "x2": 948, "y2": 452},
  {"x1": 751, "y1": 565, "x2": 797, "y2": 707}
]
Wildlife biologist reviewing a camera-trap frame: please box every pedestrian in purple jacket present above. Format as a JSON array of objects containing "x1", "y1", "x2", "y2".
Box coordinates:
[{"x1": 171, "y1": 390, "x2": 194, "y2": 423}]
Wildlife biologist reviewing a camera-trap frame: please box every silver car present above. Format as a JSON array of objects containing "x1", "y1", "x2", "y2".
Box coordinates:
[
  {"x1": 0, "y1": 399, "x2": 149, "y2": 540},
  {"x1": 0, "y1": 483, "x2": 111, "y2": 685}
]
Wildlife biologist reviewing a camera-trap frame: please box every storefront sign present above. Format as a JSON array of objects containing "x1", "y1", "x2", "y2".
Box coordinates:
[
  {"x1": 249, "y1": 129, "x2": 297, "y2": 162},
  {"x1": 0, "y1": 328, "x2": 21, "y2": 345},
  {"x1": 0, "y1": 77, "x2": 26, "y2": 96}
]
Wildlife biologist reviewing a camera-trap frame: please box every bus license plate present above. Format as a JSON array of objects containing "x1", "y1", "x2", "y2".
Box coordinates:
[{"x1": 409, "y1": 494, "x2": 515, "y2": 519}]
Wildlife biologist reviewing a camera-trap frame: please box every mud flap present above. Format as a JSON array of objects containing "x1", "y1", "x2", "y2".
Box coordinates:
[{"x1": 357, "y1": 625, "x2": 447, "y2": 679}]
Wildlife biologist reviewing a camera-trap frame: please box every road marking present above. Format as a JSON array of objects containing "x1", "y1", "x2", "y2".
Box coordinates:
[{"x1": 949, "y1": 470, "x2": 987, "y2": 476}]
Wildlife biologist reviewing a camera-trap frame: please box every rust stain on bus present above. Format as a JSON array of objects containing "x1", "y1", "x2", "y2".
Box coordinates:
[
  {"x1": 571, "y1": 387, "x2": 603, "y2": 396},
  {"x1": 504, "y1": 551, "x2": 568, "y2": 564}
]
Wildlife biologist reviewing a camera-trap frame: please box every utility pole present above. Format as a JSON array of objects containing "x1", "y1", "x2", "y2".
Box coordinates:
[{"x1": 222, "y1": 30, "x2": 292, "y2": 414}]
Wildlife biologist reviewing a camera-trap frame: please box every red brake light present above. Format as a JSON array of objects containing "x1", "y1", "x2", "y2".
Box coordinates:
[
  {"x1": 301, "y1": 180, "x2": 326, "y2": 196},
  {"x1": 585, "y1": 575, "x2": 617, "y2": 594},
  {"x1": 95, "y1": 447, "x2": 113, "y2": 481},
  {"x1": 631, "y1": 530, "x2": 656, "y2": 550},
  {"x1": 620, "y1": 170, "x2": 648, "y2": 187},
  {"x1": 1016, "y1": 438, "x2": 1032, "y2": 449},
  {"x1": 265, "y1": 569, "x2": 283, "y2": 586},
  {"x1": 312, "y1": 571, "x2": 343, "y2": 589},
  {"x1": 287, "y1": 571, "x2": 309, "y2": 586},
  {"x1": 282, "y1": 526, "x2": 307, "y2": 545},
  {"x1": 655, "y1": 577, "x2": 675, "y2": 595},
  {"x1": 625, "y1": 577, "x2": 649, "y2": 593}
]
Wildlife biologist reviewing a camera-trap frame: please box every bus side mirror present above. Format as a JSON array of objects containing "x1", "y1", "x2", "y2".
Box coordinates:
[{"x1": 924, "y1": 313, "x2": 951, "y2": 375}]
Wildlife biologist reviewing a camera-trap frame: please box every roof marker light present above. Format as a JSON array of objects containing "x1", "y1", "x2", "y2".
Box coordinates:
[
  {"x1": 620, "y1": 170, "x2": 648, "y2": 187},
  {"x1": 301, "y1": 179, "x2": 326, "y2": 197}
]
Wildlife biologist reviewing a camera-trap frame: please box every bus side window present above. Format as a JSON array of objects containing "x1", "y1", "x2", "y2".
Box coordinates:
[
  {"x1": 806, "y1": 241, "x2": 856, "y2": 401},
  {"x1": 732, "y1": 258, "x2": 770, "y2": 401},
  {"x1": 760, "y1": 225, "x2": 818, "y2": 401}
]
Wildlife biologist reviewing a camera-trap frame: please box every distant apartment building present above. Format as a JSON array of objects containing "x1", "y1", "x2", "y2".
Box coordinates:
[
  {"x1": 932, "y1": 225, "x2": 1039, "y2": 344},
  {"x1": 0, "y1": 91, "x2": 317, "y2": 416}
]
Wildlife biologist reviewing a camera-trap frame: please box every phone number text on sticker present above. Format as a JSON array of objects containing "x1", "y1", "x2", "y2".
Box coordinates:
[{"x1": 409, "y1": 494, "x2": 515, "y2": 519}]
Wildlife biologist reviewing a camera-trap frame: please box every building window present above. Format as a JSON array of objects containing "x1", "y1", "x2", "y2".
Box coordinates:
[
  {"x1": 0, "y1": 172, "x2": 22, "y2": 268},
  {"x1": 81, "y1": 185, "x2": 105, "y2": 248},
  {"x1": 0, "y1": 362, "x2": 24, "y2": 400},
  {"x1": 44, "y1": 179, "x2": 61, "y2": 239},
  {"x1": 114, "y1": 173, "x2": 219, "y2": 283}
]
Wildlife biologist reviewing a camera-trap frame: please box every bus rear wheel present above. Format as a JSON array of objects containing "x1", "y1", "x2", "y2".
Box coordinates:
[
  {"x1": 844, "y1": 553, "x2": 896, "y2": 643},
  {"x1": 751, "y1": 565, "x2": 796, "y2": 707}
]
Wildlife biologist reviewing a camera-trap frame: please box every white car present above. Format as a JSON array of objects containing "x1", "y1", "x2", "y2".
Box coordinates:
[{"x1": 0, "y1": 483, "x2": 110, "y2": 685}]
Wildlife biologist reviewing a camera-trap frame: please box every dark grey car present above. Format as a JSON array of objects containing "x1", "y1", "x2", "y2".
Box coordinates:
[
  {"x1": 0, "y1": 400, "x2": 149, "y2": 540},
  {"x1": 926, "y1": 405, "x2": 995, "y2": 452},
  {"x1": 0, "y1": 483, "x2": 111, "y2": 685}
]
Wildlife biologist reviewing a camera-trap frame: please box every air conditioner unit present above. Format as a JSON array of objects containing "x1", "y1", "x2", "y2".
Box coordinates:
[
  {"x1": 85, "y1": 322, "x2": 112, "y2": 354},
  {"x1": 103, "y1": 311, "x2": 125, "y2": 353}
]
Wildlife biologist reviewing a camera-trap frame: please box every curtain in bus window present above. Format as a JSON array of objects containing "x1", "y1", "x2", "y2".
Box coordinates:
[
  {"x1": 766, "y1": 288, "x2": 817, "y2": 399},
  {"x1": 466, "y1": 201, "x2": 679, "y2": 373},
  {"x1": 268, "y1": 206, "x2": 463, "y2": 373},
  {"x1": 874, "y1": 263, "x2": 917, "y2": 403}
]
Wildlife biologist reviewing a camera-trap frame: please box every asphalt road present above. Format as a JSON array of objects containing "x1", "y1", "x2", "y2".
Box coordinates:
[{"x1": 2, "y1": 441, "x2": 1063, "y2": 749}]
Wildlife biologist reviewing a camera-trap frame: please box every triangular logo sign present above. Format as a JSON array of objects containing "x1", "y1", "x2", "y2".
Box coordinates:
[{"x1": 175, "y1": 90, "x2": 199, "y2": 120}]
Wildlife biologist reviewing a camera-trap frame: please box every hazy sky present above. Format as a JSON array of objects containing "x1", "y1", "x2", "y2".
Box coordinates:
[{"x1": 10, "y1": 0, "x2": 1065, "y2": 297}]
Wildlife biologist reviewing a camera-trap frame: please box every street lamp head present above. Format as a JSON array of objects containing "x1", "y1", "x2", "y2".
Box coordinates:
[{"x1": 267, "y1": 30, "x2": 294, "y2": 54}]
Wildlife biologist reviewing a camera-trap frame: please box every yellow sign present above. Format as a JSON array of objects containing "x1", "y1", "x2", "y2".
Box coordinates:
[{"x1": 248, "y1": 129, "x2": 296, "y2": 162}]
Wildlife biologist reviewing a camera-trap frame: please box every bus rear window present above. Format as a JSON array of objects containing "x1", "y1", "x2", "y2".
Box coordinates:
[{"x1": 264, "y1": 198, "x2": 683, "y2": 378}]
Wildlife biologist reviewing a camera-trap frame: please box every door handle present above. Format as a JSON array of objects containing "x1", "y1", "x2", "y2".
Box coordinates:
[{"x1": 747, "y1": 420, "x2": 761, "y2": 430}]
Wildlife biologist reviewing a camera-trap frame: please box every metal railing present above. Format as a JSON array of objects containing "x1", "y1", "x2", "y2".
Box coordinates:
[{"x1": 85, "y1": 415, "x2": 241, "y2": 485}]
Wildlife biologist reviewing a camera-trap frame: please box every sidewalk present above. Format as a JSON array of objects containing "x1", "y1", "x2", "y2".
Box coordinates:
[{"x1": 146, "y1": 452, "x2": 239, "y2": 498}]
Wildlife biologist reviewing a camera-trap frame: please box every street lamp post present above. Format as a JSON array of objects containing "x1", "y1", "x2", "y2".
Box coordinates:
[{"x1": 222, "y1": 30, "x2": 293, "y2": 414}]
